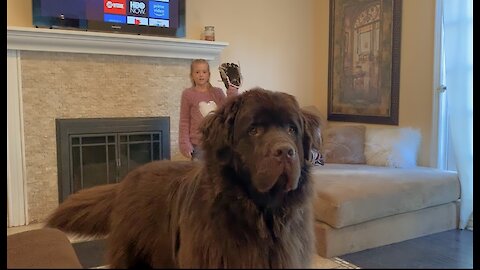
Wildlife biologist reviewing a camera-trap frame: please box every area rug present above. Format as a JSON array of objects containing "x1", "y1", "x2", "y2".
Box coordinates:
[{"x1": 310, "y1": 255, "x2": 361, "y2": 269}]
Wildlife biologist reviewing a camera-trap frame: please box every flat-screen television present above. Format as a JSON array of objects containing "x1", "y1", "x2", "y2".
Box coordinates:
[{"x1": 32, "y1": 0, "x2": 185, "y2": 37}]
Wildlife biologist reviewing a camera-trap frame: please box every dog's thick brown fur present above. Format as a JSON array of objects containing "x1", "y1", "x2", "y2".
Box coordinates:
[{"x1": 46, "y1": 88, "x2": 321, "y2": 268}]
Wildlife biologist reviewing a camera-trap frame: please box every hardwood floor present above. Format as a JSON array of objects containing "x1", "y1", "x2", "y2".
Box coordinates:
[
  {"x1": 339, "y1": 229, "x2": 473, "y2": 269},
  {"x1": 72, "y1": 238, "x2": 107, "y2": 269}
]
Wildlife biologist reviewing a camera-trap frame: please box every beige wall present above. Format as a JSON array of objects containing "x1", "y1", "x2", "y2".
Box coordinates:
[
  {"x1": 7, "y1": 0, "x2": 436, "y2": 166},
  {"x1": 7, "y1": 0, "x2": 31, "y2": 27},
  {"x1": 186, "y1": 0, "x2": 321, "y2": 109}
]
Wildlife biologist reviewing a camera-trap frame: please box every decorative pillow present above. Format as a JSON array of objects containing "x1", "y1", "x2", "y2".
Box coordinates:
[
  {"x1": 310, "y1": 149, "x2": 325, "y2": 166},
  {"x1": 323, "y1": 125, "x2": 366, "y2": 164},
  {"x1": 364, "y1": 127, "x2": 422, "y2": 168}
]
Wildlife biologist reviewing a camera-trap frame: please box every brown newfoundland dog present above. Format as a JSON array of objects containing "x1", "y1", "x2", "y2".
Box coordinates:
[{"x1": 46, "y1": 87, "x2": 320, "y2": 268}]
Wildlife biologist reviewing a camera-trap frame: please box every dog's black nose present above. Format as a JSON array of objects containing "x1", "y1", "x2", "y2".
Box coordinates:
[{"x1": 273, "y1": 144, "x2": 296, "y2": 160}]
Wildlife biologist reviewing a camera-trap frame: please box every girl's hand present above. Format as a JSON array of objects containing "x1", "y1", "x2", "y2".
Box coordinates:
[{"x1": 226, "y1": 85, "x2": 239, "y2": 96}]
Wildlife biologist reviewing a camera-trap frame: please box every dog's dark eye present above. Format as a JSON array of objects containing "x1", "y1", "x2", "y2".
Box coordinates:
[
  {"x1": 287, "y1": 126, "x2": 298, "y2": 135},
  {"x1": 248, "y1": 127, "x2": 259, "y2": 136}
]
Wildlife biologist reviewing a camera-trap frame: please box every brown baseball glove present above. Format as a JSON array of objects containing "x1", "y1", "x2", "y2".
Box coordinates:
[{"x1": 219, "y1": 62, "x2": 242, "y2": 89}]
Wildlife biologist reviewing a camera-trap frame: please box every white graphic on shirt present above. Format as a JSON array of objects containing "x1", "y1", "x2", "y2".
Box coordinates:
[{"x1": 199, "y1": 100, "x2": 217, "y2": 117}]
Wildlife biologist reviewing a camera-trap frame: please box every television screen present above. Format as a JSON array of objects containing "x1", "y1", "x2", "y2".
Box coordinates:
[{"x1": 32, "y1": 0, "x2": 185, "y2": 37}]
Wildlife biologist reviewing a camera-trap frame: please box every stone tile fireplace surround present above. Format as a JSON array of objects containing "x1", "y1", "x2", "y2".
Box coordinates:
[{"x1": 7, "y1": 27, "x2": 228, "y2": 226}]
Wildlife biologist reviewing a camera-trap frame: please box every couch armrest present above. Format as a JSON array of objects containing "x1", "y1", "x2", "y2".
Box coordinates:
[{"x1": 7, "y1": 228, "x2": 83, "y2": 269}]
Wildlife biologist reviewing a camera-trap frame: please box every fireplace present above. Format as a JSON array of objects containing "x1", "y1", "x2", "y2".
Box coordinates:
[
  {"x1": 7, "y1": 26, "x2": 227, "y2": 225},
  {"x1": 56, "y1": 117, "x2": 170, "y2": 202}
]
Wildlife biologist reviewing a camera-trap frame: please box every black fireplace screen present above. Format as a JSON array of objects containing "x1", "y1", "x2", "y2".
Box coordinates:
[{"x1": 56, "y1": 117, "x2": 170, "y2": 202}]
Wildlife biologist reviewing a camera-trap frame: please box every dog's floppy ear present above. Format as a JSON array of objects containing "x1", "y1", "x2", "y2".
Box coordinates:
[
  {"x1": 200, "y1": 95, "x2": 243, "y2": 163},
  {"x1": 301, "y1": 108, "x2": 324, "y2": 162}
]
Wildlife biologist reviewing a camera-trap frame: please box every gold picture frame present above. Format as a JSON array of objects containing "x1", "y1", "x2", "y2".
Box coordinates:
[{"x1": 328, "y1": 0, "x2": 402, "y2": 125}]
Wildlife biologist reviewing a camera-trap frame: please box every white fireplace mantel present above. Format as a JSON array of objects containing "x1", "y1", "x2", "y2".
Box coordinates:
[{"x1": 7, "y1": 26, "x2": 229, "y2": 60}]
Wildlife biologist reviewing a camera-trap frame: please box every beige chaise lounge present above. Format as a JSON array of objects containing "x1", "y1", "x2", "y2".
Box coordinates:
[{"x1": 311, "y1": 163, "x2": 460, "y2": 258}]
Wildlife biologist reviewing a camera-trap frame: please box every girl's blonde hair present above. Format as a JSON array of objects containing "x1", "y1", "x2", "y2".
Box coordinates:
[{"x1": 190, "y1": 59, "x2": 212, "y2": 87}]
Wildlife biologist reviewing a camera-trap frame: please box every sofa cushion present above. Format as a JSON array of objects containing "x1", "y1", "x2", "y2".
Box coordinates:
[
  {"x1": 364, "y1": 127, "x2": 421, "y2": 168},
  {"x1": 311, "y1": 164, "x2": 460, "y2": 228},
  {"x1": 323, "y1": 125, "x2": 366, "y2": 164}
]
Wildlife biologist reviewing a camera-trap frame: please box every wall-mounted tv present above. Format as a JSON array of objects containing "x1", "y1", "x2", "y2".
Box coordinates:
[{"x1": 32, "y1": 0, "x2": 185, "y2": 38}]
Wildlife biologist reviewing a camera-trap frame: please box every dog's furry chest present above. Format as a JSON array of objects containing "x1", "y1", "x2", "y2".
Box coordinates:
[{"x1": 174, "y1": 182, "x2": 314, "y2": 268}]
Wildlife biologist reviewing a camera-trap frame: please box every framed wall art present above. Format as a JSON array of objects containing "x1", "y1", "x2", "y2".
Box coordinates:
[{"x1": 328, "y1": 0, "x2": 402, "y2": 125}]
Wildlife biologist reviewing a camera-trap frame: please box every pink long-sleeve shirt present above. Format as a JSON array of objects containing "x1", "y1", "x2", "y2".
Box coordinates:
[{"x1": 178, "y1": 86, "x2": 237, "y2": 158}]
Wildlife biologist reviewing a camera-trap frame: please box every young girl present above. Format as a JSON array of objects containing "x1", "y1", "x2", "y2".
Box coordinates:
[{"x1": 179, "y1": 59, "x2": 239, "y2": 160}]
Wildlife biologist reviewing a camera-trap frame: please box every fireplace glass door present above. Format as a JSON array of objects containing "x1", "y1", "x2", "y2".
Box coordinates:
[
  {"x1": 70, "y1": 132, "x2": 163, "y2": 193},
  {"x1": 57, "y1": 117, "x2": 170, "y2": 202}
]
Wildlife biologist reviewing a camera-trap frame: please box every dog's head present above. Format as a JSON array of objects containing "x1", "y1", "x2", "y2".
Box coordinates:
[{"x1": 200, "y1": 88, "x2": 320, "y2": 207}]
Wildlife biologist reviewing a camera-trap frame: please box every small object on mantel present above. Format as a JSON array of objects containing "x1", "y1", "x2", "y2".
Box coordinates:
[{"x1": 204, "y1": 26, "x2": 215, "y2": 41}]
